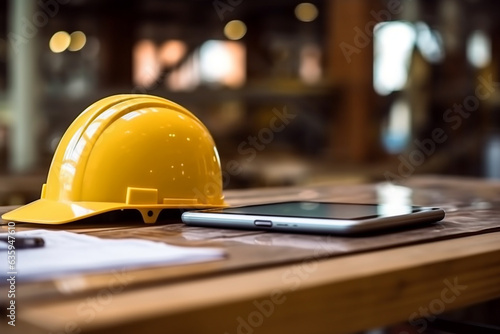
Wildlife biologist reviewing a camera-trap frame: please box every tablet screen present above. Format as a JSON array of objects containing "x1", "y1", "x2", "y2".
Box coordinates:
[{"x1": 219, "y1": 201, "x2": 418, "y2": 220}]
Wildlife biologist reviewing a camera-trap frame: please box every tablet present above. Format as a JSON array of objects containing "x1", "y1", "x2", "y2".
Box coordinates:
[{"x1": 181, "y1": 201, "x2": 445, "y2": 235}]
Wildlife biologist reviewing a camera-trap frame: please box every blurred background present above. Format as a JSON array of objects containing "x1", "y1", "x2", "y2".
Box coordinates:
[{"x1": 1, "y1": 0, "x2": 500, "y2": 205}]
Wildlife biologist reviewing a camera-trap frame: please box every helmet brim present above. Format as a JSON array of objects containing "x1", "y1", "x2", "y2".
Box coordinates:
[
  {"x1": 1, "y1": 199, "x2": 228, "y2": 224},
  {"x1": 1, "y1": 199, "x2": 125, "y2": 224}
]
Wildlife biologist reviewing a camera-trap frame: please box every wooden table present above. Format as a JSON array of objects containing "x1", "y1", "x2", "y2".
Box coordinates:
[{"x1": 1, "y1": 176, "x2": 500, "y2": 334}]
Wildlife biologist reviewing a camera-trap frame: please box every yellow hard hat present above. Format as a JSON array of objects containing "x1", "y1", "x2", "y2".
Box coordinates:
[{"x1": 2, "y1": 94, "x2": 226, "y2": 224}]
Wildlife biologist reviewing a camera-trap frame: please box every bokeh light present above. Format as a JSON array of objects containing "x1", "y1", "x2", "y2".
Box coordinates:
[
  {"x1": 158, "y1": 40, "x2": 187, "y2": 67},
  {"x1": 68, "y1": 31, "x2": 87, "y2": 52},
  {"x1": 49, "y1": 31, "x2": 71, "y2": 53},
  {"x1": 295, "y1": 3, "x2": 318, "y2": 22},
  {"x1": 224, "y1": 20, "x2": 247, "y2": 40}
]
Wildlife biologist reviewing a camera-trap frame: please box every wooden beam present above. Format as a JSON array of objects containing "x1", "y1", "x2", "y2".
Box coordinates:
[{"x1": 326, "y1": 0, "x2": 385, "y2": 162}]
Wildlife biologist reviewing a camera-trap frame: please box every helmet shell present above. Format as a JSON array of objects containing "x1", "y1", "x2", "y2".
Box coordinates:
[{"x1": 2, "y1": 95, "x2": 226, "y2": 224}]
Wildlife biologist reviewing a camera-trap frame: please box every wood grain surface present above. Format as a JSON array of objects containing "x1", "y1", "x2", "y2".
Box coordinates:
[
  {"x1": 1, "y1": 176, "x2": 500, "y2": 334},
  {"x1": 13, "y1": 232, "x2": 500, "y2": 334}
]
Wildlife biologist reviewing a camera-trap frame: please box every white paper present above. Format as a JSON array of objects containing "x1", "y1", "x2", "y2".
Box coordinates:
[{"x1": 0, "y1": 229, "x2": 225, "y2": 282}]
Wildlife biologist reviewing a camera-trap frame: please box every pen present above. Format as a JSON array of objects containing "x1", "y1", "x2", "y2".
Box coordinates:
[{"x1": 0, "y1": 236, "x2": 45, "y2": 249}]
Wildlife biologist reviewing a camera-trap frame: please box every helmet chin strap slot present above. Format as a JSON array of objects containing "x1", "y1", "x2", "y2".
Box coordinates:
[
  {"x1": 126, "y1": 187, "x2": 158, "y2": 205},
  {"x1": 138, "y1": 209, "x2": 161, "y2": 224}
]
